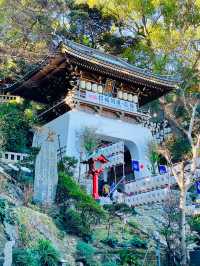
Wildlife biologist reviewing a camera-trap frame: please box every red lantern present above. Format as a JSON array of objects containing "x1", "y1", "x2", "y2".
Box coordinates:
[{"x1": 84, "y1": 155, "x2": 109, "y2": 200}]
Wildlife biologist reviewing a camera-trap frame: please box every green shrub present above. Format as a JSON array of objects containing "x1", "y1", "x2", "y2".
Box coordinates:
[
  {"x1": 4, "y1": 207, "x2": 16, "y2": 225},
  {"x1": 13, "y1": 239, "x2": 60, "y2": 266},
  {"x1": 12, "y1": 248, "x2": 38, "y2": 266},
  {"x1": 128, "y1": 220, "x2": 139, "y2": 229},
  {"x1": 76, "y1": 241, "x2": 96, "y2": 265},
  {"x1": 18, "y1": 224, "x2": 31, "y2": 247},
  {"x1": 101, "y1": 262, "x2": 119, "y2": 266},
  {"x1": 57, "y1": 172, "x2": 105, "y2": 234},
  {"x1": 57, "y1": 156, "x2": 77, "y2": 175},
  {"x1": 77, "y1": 240, "x2": 96, "y2": 257},
  {"x1": 0, "y1": 199, "x2": 16, "y2": 224},
  {"x1": 189, "y1": 216, "x2": 200, "y2": 233},
  {"x1": 0, "y1": 198, "x2": 8, "y2": 223},
  {"x1": 57, "y1": 172, "x2": 102, "y2": 211},
  {"x1": 63, "y1": 208, "x2": 91, "y2": 239},
  {"x1": 102, "y1": 237, "x2": 118, "y2": 248},
  {"x1": 119, "y1": 249, "x2": 142, "y2": 266},
  {"x1": 35, "y1": 239, "x2": 60, "y2": 266},
  {"x1": 129, "y1": 235, "x2": 147, "y2": 248}
]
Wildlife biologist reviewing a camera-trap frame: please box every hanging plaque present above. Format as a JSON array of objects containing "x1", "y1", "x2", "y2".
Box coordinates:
[{"x1": 77, "y1": 90, "x2": 137, "y2": 113}]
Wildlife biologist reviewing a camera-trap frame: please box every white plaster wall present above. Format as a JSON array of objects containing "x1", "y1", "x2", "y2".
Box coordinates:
[
  {"x1": 33, "y1": 112, "x2": 70, "y2": 151},
  {"x1": 34, "y1": 110, "x2": 153, "y2": 179}
]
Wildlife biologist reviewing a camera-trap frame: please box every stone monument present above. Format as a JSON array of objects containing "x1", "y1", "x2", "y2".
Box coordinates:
[{"x1": 33, "y1": 129, "x2": 58, "y2": 205}]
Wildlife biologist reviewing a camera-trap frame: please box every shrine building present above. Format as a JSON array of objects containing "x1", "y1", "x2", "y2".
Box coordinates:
[{"x1": 6, "y1": 40, "x2": 179, "y2": 195}]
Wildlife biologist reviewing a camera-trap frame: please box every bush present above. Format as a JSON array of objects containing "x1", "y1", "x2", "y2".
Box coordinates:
[
  {"x1": 63, "y1": 208, "x2": 91, "y2": 240},
  {"x1": 57, "y1": 172, "x2": 105, "y2": 234},
  {"x1": 119, "y1": 249, "x2": 142, "y2": 266},
  {"x1": 76, "y1": 241, "x2": 96, "y2": 266},
  {"x1": 102, "y1": 237, "x2": 118, "y2": 248},
  {"x1": 35, "y1": 239, "x2": 60, "y2": 266},
  {"x1": 129, "y1": 235, "x2": 147, "y2": 248},
  {"x1": 0, "y1": 198, "x2": 16, "y2": 224},
  {"x1": 12, "y1": 248, "x2": 38, "y2": 266},
  {"x1": 57, "y1": 156, "x2": 77, "y2": 175},
  {"x1": 13, "y1": 239, "x2": 60, "y2": 266},
  {"x1": 0, "y1": 198, "x2": 8, "y2": 223},
  {"x1": 189, "y1": 216, "x2": 200, "y2": 233},
  {"x1": 102, "y1": 262, "x2": 119, "y2": 266},
  {"x1": 57, "y1": 172, "x2": 102, "y2": 211},
  {"x1": 18, "y1": 224, "x2": 31, "y2": 247}
]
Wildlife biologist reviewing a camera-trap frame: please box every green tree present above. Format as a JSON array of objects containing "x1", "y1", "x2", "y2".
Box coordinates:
[{"x1": 0, "y1": 101, "x2": 38, "y2": 152}]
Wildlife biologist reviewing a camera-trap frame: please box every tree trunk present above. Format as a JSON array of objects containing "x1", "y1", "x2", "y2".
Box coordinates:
[{"x1": 180, "y1": 189, "x2": 187, "y2": 266}]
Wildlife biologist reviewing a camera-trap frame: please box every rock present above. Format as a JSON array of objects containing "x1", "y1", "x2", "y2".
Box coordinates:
[
  {"x1": 15, "y1": 207, "x2": 77, "y2": 265},
  {"x1": 3, "y1": 223, "x2": 17, "y2": 266},
  {"x1": 3, "y1": 240, "x2": 15, "y2": 266},
  {"x1": 0, "y1": 224, "x2": 7, "y2": 265}
]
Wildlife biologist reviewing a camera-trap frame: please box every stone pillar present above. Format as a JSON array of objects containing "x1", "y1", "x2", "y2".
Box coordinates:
[{"x1": 33, "y1": 130, "x2": 58, "y2": 205}]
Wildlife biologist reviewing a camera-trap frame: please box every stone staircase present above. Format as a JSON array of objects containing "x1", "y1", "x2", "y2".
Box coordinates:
[{"x1": 130, "y1": 203, "x2": 165, "y2": 235}]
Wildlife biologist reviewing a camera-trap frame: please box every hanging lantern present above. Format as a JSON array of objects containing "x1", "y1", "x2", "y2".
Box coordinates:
[
  {"x1": 92, "y1": 83, "x2": 98, "y2": 92},
  {"x1": 117, "y1": 90, "x2": 123, "y2": 99},
  {"x1": 86, "y1": 82, "x2": 92, "y2": 90},
  {"x1": 123, "y1": 92, "x2": 128, "y2": 100},
  {"x1": 132, "y1": 95, "x2": 138, "y2": 103},
  {"x1": 80, "y1": 80, "x2": 86, "y2": 89},
  {"x1": 98, "y1": 85, "x2": 103, "y2": 93},
  {"x1": 128, "y1": 94, "x2": 133, "y2": 101}
]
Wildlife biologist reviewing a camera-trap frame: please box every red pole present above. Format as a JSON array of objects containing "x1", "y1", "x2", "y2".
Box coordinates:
[
  {"x1": 92, "y1": 171, "x2": 99, "y2": 200},
  {"x1": 89, "y1": 155, "x2": 108, "y2": 200}
]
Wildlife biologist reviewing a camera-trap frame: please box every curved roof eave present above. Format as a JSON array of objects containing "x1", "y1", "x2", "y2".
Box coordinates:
[{"x1": 61, "y1": 40, "x2": 181, "y2": 89}]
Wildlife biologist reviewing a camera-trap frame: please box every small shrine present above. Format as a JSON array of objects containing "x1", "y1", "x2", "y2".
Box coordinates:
[{"x1": 6, "y1": 40, "x2": 179, "y2": 203}]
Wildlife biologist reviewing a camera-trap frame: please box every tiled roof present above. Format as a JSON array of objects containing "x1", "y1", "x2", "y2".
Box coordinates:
[{"x1": 62, "y1": 40, "x2": 180, "y2": 87}]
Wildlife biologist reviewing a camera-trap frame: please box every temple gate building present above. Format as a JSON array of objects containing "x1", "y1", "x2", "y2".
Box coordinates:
[{"x1": 7, "y1": 40, "x2": 179, "y2": 203}]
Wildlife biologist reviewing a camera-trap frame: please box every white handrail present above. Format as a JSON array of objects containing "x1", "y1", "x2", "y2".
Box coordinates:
[{"x1": 0, "y1": 152, "x2": 28, "y2": 163}]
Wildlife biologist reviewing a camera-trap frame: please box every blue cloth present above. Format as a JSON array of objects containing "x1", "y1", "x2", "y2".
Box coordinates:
[
  {"x1": 132, "y1": 160, "x2": 139, "y2": 171},
  {"x1": 110, "y1": 182, "x2": 116, "y2": 194},
  {"x1": 196, "y1": 181, "x2": 200, "y2": 194},
  {"x1": 159, "y1": 165, "x2": 167, "y2": 174}
]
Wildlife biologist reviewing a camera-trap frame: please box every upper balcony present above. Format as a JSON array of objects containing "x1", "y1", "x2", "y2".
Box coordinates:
[{"x1": 70, "y1": 79, "x2": 149, "y2": 121}]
